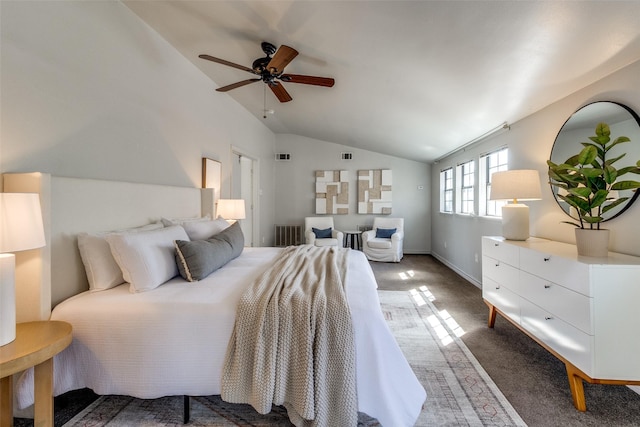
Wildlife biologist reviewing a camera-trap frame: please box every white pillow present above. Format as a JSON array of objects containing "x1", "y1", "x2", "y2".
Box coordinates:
[
  {"x1": 78, "y1": 222, "x2": 164, "y2": 292},
  {"x1": 182, "y1": 217, "x2": 230, "y2": 240},
  {"x1": 160, "y1": 215, "x2": 210, "y2": 227},
  {"x1": 106, "y1": 225, "x2": 189, "y2": 293}
]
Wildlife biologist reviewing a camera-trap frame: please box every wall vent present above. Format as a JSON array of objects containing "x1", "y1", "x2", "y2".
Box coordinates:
[
  {"x1": 275, "y1": 153, "x2": 291, "y2": 161},
  {"x1": 341, "y1": 152, "x2": 353, "y2": 160}
]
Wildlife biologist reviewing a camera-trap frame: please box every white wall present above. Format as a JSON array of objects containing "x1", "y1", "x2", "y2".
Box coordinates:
[
  {"x1": 275, "y1": 134, "x2": 431, "y2": 254},
  {"x1": 0, "y1": 1, "x2": 276, "y2": 244},
  {"x1": 431, "y1": 59, "x2": 640, "y2": 286}
]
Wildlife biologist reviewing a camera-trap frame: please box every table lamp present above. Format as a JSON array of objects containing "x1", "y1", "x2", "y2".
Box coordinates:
[
  {"x1": 0, "y1": 193, "x2": 46, "y2": 346},
  {"x1": 489, "y1": 170, "x2": 542, "y2": 241},
  {"x1": 216, "y1": 199, "x2": 246, "y2": 223}
]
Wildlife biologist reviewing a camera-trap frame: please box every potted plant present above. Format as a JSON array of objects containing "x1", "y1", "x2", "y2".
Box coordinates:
[{"x1": 547, "y1": 122, "x2": 640, "y2": 256}]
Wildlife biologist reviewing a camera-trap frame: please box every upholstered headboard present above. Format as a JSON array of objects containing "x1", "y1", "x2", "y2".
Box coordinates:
[{"x1": 3, "y1": 173, "x2": 213, "y2": 321}]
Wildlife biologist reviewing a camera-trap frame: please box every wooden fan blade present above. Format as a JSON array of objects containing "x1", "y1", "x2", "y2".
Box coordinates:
[
  {"x1": 199, "y1": 54, "x2": 254, "y2": 74},
  {"x1": 269, "y1": 82, "x2": 293, "y2": 103},
  {"x1": 281, "y1": 74, "x2": 335, "y2": 87},
  {"x1": 216, "y1": 79, "x2": 261, "y2": 92},
  {"x1": 267, "y1": 45, "x2": 298, "y2": 74}
]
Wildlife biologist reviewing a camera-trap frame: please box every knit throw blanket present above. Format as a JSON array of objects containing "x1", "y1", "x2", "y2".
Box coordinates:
[{"x1": 221, "y1": 245, "x2": 357, "y2": 427}]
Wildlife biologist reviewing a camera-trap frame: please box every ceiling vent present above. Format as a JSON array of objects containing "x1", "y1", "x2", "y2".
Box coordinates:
[
  {"x1": 275, "y1": 153, "x2": 291, "y2": 161},
  {"x1": 341, "y1": 152, "x2": 353, "y2": 160}
]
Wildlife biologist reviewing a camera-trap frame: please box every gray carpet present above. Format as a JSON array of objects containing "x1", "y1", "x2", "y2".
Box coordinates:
[{"x1": 371, "y1": 255, "x2": 640, "y2": 427}]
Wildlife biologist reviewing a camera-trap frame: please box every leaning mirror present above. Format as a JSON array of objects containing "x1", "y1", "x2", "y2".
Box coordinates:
[{"x1": 549, "y1": 101, "x2": 640, "y2": 221}]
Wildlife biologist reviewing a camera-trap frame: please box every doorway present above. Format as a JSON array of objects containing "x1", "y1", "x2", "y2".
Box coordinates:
[{"x1": 231, "y1": 148, "x2": 259, "y2": 247}]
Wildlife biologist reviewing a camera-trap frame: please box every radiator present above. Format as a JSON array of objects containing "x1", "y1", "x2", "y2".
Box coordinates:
[{"x1": 274, "y1": 225, "x2": 303, "y2": 247}]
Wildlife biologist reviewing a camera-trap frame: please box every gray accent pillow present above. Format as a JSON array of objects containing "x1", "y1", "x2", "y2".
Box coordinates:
[{"x1": 174, "y1": 221, "x2": 244, "y2": 281}]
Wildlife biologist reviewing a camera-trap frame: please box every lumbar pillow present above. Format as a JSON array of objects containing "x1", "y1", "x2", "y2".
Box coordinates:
[
  {"x1": 106, "y1": 225, "x2": 189, "y2": 293},
  {"x1": 77, "y1": 222, "x2": 164, "y2": 292},
  {"x1": 375, "y1": 228, "x2": 397, "y2": 239},
  {"x1": 181, "y1": 216, "x2": 230, "y2": 240},
  {"x1": 175, "y1": 221, "x2": 244, "y2": 282},
  {"x1": 312, "y1": 227, "x2": 332, "y2": 239}
]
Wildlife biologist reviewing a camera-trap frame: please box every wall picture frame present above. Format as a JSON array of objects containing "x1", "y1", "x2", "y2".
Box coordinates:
[
  {"x1": 358, "y1": 169, "x2": 392, "y2": 214},
  {"x1": 315, "y1": 170, "x2": 349, "y2": 214},
  {"x1": 202, "y1": 157, "x2": 221, "y2": 205}
]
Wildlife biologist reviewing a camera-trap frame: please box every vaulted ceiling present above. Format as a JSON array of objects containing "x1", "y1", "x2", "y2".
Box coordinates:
[{"x1": 124, "y1": 1, "x2": 640, "y2": 163}]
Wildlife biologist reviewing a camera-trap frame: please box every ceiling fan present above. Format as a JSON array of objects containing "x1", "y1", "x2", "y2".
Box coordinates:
[{"x1": 199, "y1": 42, "x2": 335, "y2": 103}]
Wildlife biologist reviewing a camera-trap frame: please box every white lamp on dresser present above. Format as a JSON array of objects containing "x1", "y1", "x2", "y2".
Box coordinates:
[
  {"x1": 0, "y1": 193, "x2": 46, "y2": 346},
  {"x1": 489, "y1": 169, "x2": 542, "y2": 240}
]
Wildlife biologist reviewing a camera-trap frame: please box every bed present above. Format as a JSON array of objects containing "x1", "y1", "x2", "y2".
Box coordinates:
[{"x1": 8, "y1": 174, "x2": 426, "y2": 426}]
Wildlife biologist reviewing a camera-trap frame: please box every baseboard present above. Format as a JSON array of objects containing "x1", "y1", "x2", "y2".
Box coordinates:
[{"x1": 430, "y1": 252, "x2": 482, "y2": 289}]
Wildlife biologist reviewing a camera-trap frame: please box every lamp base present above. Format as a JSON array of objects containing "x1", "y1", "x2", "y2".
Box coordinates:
[
  {"x1": 0, "y1": 254, "x2": 16, "y2": 346},
  {"x1": 501, "y1": 203, "x2": 530, "y2": 241}
]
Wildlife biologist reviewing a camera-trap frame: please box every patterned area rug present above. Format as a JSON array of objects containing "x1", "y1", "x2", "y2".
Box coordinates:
[{"x1": 61, "y1": 289, "x2": 526, "y2": 426}]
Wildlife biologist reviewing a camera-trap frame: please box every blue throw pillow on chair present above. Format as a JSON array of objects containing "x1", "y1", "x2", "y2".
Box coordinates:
[
  {"x1": 312, "y1": 227, "x2": 332, "y2": 238},
  {"x1": 375, "y1": 228, "x2": 396, "y2": 239}
]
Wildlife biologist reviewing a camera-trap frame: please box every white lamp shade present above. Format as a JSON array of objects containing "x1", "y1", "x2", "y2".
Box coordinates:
[
  {"x1": 489, "y1": 169, "x2": 542, "y2": 202},
  {"x1": 0, "y1": 193, "x2": 46, "y2": 253},
  {"x1": 217, "y1": 199, "x2": 246, "y2": 220}
]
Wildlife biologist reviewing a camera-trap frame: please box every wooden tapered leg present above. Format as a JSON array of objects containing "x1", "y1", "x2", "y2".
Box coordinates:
[
  {"x1": 33, "y1": 358, "x2": 54, "y2": 427},
  {"x1": 487, "y1": 303, "x2": 497, "y2": 328},
  {"x1": 1, "y1": 375, "x2": 13, "y2": 427},
  {"x1": 566, "y1": 364, "x2": 587, "y2": 412}
]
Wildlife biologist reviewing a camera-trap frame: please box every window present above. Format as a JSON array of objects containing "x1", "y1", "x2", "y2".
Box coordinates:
[
  {"x1": 456, "y1": 160, "x2": 475, "y2": 214},
  {"x1": 440, "y1": 168, "x2": 454, "y2": 213},
  {"x1": 480, "y1": 147, "x2": 508, "y2": 216}
]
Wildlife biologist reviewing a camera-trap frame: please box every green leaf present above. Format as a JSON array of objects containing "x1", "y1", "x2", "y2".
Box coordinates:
[
  {"x1": 567, "y1": 187, "x2": 592, "y2": 198},
  {"x1": 603, "y1": 165, "x2": 617, "y2": 184},
  {"x1": 595, "y1": 122, "x2": 611, "y2": 141},
  {"x1": 561, "y1": 220, "x2": 583, "y2": 228},
  {"x1": 611, "y1": 180, "x2": 640, "y2": 190},
  {"x1": 617, "y1": 166, "x2": 640, "y2": 176},
  {"x1": 583, "y1": 215, "x2": 604, "y2": 223},
  {"x1": 604, "y1": 153, "x2": 625, "y2": 166},
  {"x1": 577, "y1": 145, "x2": 598, "y2": 165},
  {"x1": 606, "y1": 136, "x2": 631, "y2": 152},
  {"x1": 589, "y1": 189, "x2": 609, "y2": 208},
  {"x1": 580, "y1": 167, "x2": 604, "y2": 178}
]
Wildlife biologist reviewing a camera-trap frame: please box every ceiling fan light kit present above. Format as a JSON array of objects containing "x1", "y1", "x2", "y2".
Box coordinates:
[{"x1": 199, "y1": 41, "x2": 334, "y2": 103}]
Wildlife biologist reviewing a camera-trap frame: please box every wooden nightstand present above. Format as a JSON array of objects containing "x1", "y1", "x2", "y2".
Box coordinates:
[{"x1": 0, "y1": 321, "x2": 72, "y2": 427}]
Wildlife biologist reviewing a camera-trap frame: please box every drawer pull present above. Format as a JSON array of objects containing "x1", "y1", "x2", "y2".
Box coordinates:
[
  {"x1": 495, "y1": 263, "x2": 500, "y2": 267},
  {"x1": 545, "y1": 316, "x2": 553, "y2": 321},
  {"x1": 544, "y1": 284, "x2": 551, "y2": 289},
  {"x1": 495, "y1": 286, "x2": 500, "y2": 290},
  {"x1": 494, "y1": 243, "x2": 499, "y2": 247},
  {"x1": 543, "y1": 257, "x2": 551, "y2": 262}
]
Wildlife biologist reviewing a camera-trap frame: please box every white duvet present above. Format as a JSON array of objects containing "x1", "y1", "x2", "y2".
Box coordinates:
[{"x1": 17, "y1": 247, "x2": 426, "y2": 426}]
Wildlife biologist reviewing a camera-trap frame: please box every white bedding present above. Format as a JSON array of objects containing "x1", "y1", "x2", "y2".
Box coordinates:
[{"x1": 17, "y1": 247, "x2": 426, "y2": 426}]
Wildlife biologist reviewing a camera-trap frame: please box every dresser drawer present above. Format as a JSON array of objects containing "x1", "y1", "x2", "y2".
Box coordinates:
[
  {"x1": 482, "y1": 237, "x2": 519, "y2": 267},
  {"x1": 520, "y1": 298, "x2": 593, "y2": 375},
  {"x1": 519, "y1": 271, "x2": 593, "y2": 334},
  {"x1": 519, "y1": 246, "x2": 590, "y2": 296},
  {"x1": 483, "y1": 277, "x2": 520, "y2": 324},
  {"x1": 482, "y1": 255, "x2": 520, "y2": 293}
]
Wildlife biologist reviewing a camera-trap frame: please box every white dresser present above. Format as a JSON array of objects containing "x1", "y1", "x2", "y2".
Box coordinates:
[{"x1": 482, "y1": 236, "x2": 640, "y2": 411}]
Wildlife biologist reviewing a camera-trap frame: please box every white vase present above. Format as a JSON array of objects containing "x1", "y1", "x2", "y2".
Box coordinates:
[{"x1": 574, "y1": 228, "x2": 610, "y2": 257}]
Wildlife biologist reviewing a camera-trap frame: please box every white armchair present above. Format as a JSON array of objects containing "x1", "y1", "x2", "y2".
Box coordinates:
[
  {"x1": 304, "y1": 217, "x2": 344, "y2": 247},
  {"x1": 362, "y1": 217, "x2": 404, "y2": 262}
]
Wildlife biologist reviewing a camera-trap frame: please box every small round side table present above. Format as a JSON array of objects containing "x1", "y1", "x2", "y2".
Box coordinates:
[{"x1": 0, "y1": 321, "x2": 72, "y2": 427}]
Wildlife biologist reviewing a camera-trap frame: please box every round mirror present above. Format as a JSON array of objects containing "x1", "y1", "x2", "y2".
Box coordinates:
[{"x1": 549, "y1": 101, "x2": 640, "y2": 221}]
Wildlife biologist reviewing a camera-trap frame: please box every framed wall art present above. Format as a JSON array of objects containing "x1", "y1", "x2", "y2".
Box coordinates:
[
  {"x1": 315, "y1": 170, "x2": 349, "y2": 214},
  {"x1": 358, "y1": 169, "x2": 392, "y2": 214},
  {"x1": 202, "y1": 157, "x2": 221, "y2": 205}
]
